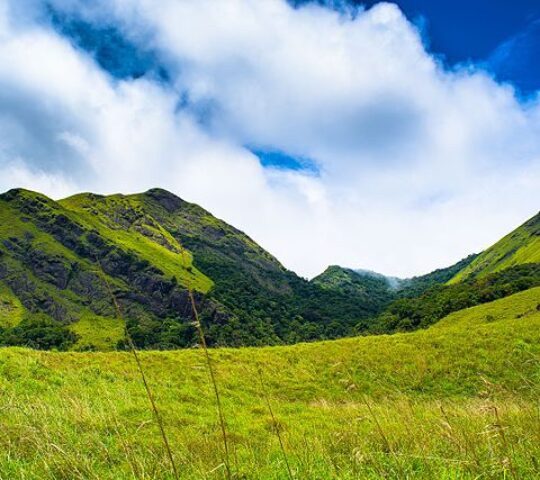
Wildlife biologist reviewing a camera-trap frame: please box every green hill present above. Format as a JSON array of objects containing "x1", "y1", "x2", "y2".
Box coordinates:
[
  {"x1": 369, "y1": 262, "x2": 540, "y2": 333},
  {"x1": 450, "y1": 210, "x2": 540, "y2": 283},
  {"x1": 313, "y1": 254, "x2": 478, "y2": 305},
  {"x1": 0, "y1": 287, "x2": 538, "y2": 479},
  {"x1": 0, "y1": 188, "x2": 385, "y2": 350},
  {"x1": 311, "y1": 265, "x2": 398, "y2": 316}
]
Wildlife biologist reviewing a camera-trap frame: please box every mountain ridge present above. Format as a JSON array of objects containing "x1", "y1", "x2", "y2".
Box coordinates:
[{"x1": 1, "y1": 187, "x2": 538, "y2": 351}]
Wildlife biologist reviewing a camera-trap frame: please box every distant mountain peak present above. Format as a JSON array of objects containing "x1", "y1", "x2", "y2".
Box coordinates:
[{"x1": 351, "y1": 268, "x2": 404, "y2": 290}]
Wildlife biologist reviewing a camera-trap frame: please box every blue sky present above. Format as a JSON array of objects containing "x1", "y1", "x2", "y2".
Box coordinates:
[
  {"x1": 1, "y1": 0, "x2": 540, "y2": 277},
  {"x1": 297, "y1": 0, "x2": 540, "y2": 91},
  {"x1": 357, "y1": 0, "x2": 540, "y2": 94},
  {"x1": 341, "y1": 1, "x2": 540, "y2": 62}
]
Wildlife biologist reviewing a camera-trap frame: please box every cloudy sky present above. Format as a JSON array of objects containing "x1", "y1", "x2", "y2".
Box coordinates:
[{"x1": 1, "y1": 0, "x2": 540, "y2": 278}]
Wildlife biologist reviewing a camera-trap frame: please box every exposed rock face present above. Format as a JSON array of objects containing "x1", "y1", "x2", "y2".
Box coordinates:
[
  {"x1": 145, "y1": 188, "x2": 186, "y2": 213},
  {"x1": 0, "y1": 189, "x2": 220, "y2": 348}
]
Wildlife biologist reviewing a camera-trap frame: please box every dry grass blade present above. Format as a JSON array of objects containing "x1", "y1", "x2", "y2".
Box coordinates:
[
  {"x1": 187, "y1": 287, "x2": 232, "y2": 480},
  {"x1": 178, "y1": 247, "x2": 232, "y2": 480},
  {"x1": 95, "y1": 260, "x2": 180, "y2": 480}
]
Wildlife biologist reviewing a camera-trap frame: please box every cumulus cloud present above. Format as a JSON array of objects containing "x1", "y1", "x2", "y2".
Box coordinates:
[{"x1": 0, "y1": 0, "x2": 539, "y2": 278}]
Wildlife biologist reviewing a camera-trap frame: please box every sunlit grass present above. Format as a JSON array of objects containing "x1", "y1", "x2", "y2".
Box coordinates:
[
  {"x1": 0, "y1": 287, "x2": 539, "y2": 479},
  {"x1": 69, "y1": 313, "x2": 125, "y2": 351}
]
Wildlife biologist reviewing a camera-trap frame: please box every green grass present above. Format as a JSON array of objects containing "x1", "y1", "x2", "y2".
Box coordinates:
[
  {"x1": 0, "y1": 283, "x2": 23, "y2": 328},
  {"x1": 69, "y1": 313, "x2": 125, "y2": 351},
  {"x1": 0, "y1": 287, "x2": 539, "y2": 479},
  {"x1": 0, "y1": 196, "x2": 82, "y2": 265}
]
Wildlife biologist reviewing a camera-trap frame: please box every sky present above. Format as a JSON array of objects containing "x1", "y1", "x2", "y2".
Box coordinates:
[{"x1": 1, "y1": 0, "x2": 540, "y2": 279}]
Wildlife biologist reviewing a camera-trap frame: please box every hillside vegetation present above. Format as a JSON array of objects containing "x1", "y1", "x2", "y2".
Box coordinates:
[
  {"x1": 2, "y1": 188, "x2": 539, "y2": 352},
  {"x1": 0, "y1": 287, "x2": 539, "y2": 479},
  {"x1": 369, "y1": 262, "x2": 540, "y2": 333},
  {"x1": 313, "y1": 254, "x2": 478, "y2": 301},
  {"x1": 450, "y1": 210, "x2": 540, "y2": 283}
]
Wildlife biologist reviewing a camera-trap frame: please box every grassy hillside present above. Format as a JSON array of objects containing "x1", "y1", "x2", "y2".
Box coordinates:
[
  {"x1": 0, "y1": 287, "x2": 539, "y2": 479},
  {"x1": 0, "y1": 188, "x2": 215, "y2": 350},
  {"x1": 369, "y1": 262, "x2": 540, "y2": 333},
  {"x1": 451, "y1": 210, "x2": 540, "y2": 283}
]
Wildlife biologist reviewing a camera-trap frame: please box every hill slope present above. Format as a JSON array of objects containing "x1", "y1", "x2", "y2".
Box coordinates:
[
  {"x1": 311, "y1": 265, "x2": 398, "y2": 319},
  {"x1": 312, "y1": 254, "x2": 479, "y2": 328},
  {"x1": 450, "y1": 210, "x2": 540, "y2": 283},
  {"x1": 0, "y1": 287, "x2": 539, "y2": 478},
  {"x1": 0, "y1": 188, "x2": 384, "y2": 350}
]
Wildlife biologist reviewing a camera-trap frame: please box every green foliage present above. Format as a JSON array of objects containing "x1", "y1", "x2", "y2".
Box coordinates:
[
  {"x1": 312, "y1": 255, "x2": 480, "y2": 325},
  {"x1": 397, "y1": 253, "x2": 478, "y2": 298},
  {"x1": 0, "y1": 315, "x2": 78, "y2": 350},
  {"x1": 312, "y1": 265, "x2": 397, "y2": 307},
  {"x1": 69, "y1": 313, "x2": 125, "y2": 351},
  {"x1": 369, "y1": 263, "x2": 540, "y2": 333},
  {"x1": 188, "y1": 246, "x2": 385, "y2": 346}
]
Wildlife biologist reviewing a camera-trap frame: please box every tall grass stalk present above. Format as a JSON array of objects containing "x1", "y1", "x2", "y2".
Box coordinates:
[
  {"x1": 362, "y1": 395, "x2": 405, "y2": 477},
  {"x1": 180, "y1": 249, "x2": 232, "y2": 480},
  {"x1": 491, "y1": 405, "x2": 518, "y2": 480},
  {"x1": 109, "y1": 405, "x2": 142, "y2": 480},
  {"x1": 96, "y1": 261, "x2": 180, "y2": 480}
]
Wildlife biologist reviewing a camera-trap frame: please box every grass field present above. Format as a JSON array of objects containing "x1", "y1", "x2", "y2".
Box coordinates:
[{"x1": 0, "y1": 287, "x2": 539, "y2": 479}]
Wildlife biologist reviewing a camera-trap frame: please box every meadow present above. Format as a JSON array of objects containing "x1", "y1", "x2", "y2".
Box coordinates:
[{"x1": 0, "y1": 287, "x2": 539, "y2": 479}]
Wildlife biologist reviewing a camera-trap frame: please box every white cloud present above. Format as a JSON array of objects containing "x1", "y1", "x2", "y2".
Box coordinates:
[{"x1": 0, "y1": 0, "x2": 539, "y2": 278}]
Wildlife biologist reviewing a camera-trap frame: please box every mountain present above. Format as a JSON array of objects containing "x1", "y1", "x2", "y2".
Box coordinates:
[
  {"x1": 314, "y1": 214, "x2": 539, "y2": 335},
  {"x1": 0, "y1": 188, "x2": 385, "y2": 350},
  {"x1": 397, "y1": 253, "x2": 479, "y2": 297},
  {"x1": 311, "y1": 265, "x2": 397, "y2": 314},
  {"x1": 1, "y1": 187, "x2": 538, "y2": 351},
  {"x1": 312, "y1": 254, "x2": 479, "y2": 311},
  {"x1": 366, "y1": 211, "x2": 540, "y2": 333},
  {"x1": 352, "y1": 268, "x2": 403, "y2": 289},
  {"x1": 450, "y1": 210, "x2": 540, "y2": 283}
]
